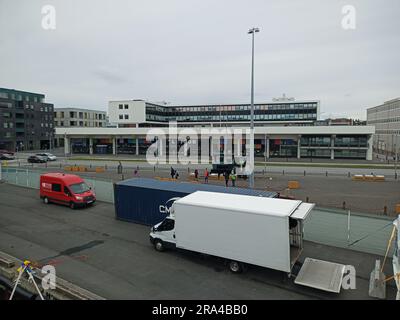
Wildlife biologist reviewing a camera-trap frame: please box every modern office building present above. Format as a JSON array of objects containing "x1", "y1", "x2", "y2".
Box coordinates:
[
  {"x1": 0, "y1": 87, "x2": 54, "y2": 151},
  {"x1": 53, "y1": 107, "x2": 107, "y2": 148},
  {"x1": 54, "y1": 107, "x2": 107, "y2": 128},
  {"x1": 108, "y1": 99, "x2": 320, "y2": 128},
  {"x1": 367, "y1": 97, "x2": 400, "y2": 158},
  {"x1": 55, "y1": 98, "x2": 374, "y2": 160}
]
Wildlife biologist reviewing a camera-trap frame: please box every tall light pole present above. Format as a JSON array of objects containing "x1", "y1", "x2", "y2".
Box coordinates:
[{"x1": 248, "y1": 27, "x2": 259, "y2": 188}]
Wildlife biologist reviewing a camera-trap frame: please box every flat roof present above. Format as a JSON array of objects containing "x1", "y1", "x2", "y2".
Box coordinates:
[
  {"x1": 175, "y1": 191, "x2": 303, "y2": 217},
  {"x1": 117, "y1": 178, "x2": 277, "y2": 198},
  {"x1": 0, "y1": 87, "x2": 45, "y2": 97},
  {"x1": 55, "y1": 107, "x2": 106, "y2": 113}
]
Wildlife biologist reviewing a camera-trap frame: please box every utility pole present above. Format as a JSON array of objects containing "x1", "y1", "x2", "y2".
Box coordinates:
[{"x1": 248, "y1": 27, "x2": 259, "y2": 188}]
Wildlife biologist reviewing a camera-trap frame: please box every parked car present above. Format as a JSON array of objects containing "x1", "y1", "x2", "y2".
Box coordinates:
[
  {"x1": 0, "y1": 153, "x2": 15, "y2": 160},
  {"x1": 36, "y1": 153, "x2": 57, "y2": 161},
  {"x1": 40, "y1": 173, "x2": 96, "y2": 209},
  {"x1": 0, "y1": 149, "x2": 14, "y2": 156},
  {"x1": 27, "y1": 155, "x2": 47, "y2": 163}
]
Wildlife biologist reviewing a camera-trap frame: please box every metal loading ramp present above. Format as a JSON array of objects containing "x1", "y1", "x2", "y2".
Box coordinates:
[{"x1": 295, "y1": 258, "x2": 346, "y2": 293}]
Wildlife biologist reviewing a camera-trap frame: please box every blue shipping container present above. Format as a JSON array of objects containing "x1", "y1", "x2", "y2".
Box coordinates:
[{"x1": 114, "y1": 178, "x2": 277, "y2": 226}]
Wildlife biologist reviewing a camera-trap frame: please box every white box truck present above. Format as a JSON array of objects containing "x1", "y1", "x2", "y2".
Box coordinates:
[{"x1": 149, "y1": 191, "x2": 315, "y2": 274}]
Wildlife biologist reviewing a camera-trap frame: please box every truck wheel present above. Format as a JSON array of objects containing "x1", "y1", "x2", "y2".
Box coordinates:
[
  {"x1": 43, "y1": 197, "x2": 49, "y2": 204},
  {"x1": 228, "y1": 260, "x2": 243, "y2": 273},
  {"x1": 70, "y1": 202, "x2": 76, "y2": 210},
  {"x1": 154, "y1": 239, "x2": 165, "y2": 252}
]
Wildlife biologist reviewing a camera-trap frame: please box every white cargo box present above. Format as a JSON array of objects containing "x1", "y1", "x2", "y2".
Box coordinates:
[{"x1": 173, "y1": 191, "x2": 314, "y2": 273}]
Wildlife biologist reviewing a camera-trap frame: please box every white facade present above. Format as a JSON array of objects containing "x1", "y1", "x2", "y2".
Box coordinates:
[{"x1": 108, "y1": 100, "x2": 146, "y2": 126}]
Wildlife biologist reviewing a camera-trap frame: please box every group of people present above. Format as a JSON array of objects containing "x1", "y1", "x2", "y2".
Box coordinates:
[
  {"x1": 170, "y1": 167, "x2": 180, "y2": 179},
  {"x1": 224, "y1": 170, "x2": 237, "y2": 187},
  {"x1": 193, "y1": 168, "x2": 236, "y2": 187}
]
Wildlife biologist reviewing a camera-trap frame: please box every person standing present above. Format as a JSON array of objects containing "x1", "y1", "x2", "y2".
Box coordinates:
[
  {"x1": 230, "y1": 171, "x2": 237, "y2": 187},
  {"x1": 204, "y1": 168, "x2": 209, "y2": 184},
  {"x1": 224, "y1": 171, "x2": 230, "y2": 187},
  {"x1": 170, "y1": 167, "x2": 175, "y2": 179},
  {"x1": 194, "y1": 169, "x2": 199, "y2": 180},
  {"x1": 117, "y1": 161, "x2": 123, "y2": 174}
]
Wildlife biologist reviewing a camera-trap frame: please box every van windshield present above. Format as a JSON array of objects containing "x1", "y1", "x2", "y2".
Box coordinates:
[{"x1": 69, "y1": 182, "x2": 90, "y2": 194}]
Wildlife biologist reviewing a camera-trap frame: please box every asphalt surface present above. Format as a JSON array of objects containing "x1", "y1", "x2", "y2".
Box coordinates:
[{"x1": 0, "y1": 183, "x2": 397, "y2": 299}]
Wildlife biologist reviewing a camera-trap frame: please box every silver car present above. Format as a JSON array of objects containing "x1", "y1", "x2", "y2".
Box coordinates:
[{"x1": 36, "y1": 153, "x2": 57, "y2": 161}]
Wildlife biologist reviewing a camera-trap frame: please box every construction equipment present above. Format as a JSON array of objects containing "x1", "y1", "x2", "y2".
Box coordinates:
[{"x1": 9, "y1": 260, "x2": 44, "y2": 300}]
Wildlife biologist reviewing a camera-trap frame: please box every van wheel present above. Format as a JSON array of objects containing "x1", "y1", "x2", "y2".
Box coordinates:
[
  {"x1": 43, "y1": 197, "x2": 49, "y2": 204},
  {"x1": 228, "y1": 260, "x2": 243, "y2": 273},
  {"x1": 70, "y1": 202, "x2": 76, "y2": 210},
  {"x1": 154, "y1": 239, "x2": 165, "y2": 252}
]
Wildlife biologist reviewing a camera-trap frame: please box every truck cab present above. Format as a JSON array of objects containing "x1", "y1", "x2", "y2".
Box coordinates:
[{"x1": 150, "y1": 215, "x2": 176, "y2": 251}]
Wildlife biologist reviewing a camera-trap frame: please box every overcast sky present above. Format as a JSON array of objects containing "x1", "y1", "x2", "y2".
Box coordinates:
[{"x1": 0, "y1": 0, "x2": 399, "y2": 119}]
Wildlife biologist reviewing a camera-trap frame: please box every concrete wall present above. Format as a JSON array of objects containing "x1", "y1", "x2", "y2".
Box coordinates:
[{"x1": 108, "y1": 100, "x2": 146, "y2": 125}]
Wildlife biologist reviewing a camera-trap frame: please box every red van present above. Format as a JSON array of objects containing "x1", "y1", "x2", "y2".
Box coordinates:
[{"x1": 40, "y1": 173, "x2": 96, "y2": 209}]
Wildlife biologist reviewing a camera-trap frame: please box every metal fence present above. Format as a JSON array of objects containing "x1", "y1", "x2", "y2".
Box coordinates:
[
  {"x1": 0, "y1": 167, "x2": 114, "y2": 203},
  {"x1": 304, "y1": 207, "x2": 396, "y2": 257}
]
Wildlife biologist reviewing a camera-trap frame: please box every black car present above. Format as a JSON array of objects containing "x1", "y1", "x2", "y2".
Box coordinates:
[
  {"x1": 0, "y1": 153, "x2": 15, "y2": 160},
  {"x1": 27, "y1": 155, "x2": 47, "y2": 163}
]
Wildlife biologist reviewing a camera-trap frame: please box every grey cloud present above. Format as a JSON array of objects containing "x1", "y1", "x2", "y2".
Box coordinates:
[{"x1": 0, "y1": 0, "x2": 399, "y2": 119}]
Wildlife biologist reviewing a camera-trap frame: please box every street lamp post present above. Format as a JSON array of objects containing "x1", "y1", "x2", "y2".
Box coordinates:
[{"x1": 248, "y1": 27, "x2": 259, "y2": 188}]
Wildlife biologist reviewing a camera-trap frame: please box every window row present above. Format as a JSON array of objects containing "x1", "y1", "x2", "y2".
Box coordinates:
[{"x1": 147, "y1": 113, "x2": 317, "y2": 122}]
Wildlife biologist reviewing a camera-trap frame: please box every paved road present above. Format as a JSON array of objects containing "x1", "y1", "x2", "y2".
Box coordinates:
[
  {"x1": 0, "y1": 184, "x2": 397, "y2": 299},
  {"x1": 6, "y1": 156, "x2": 399, "y2": 177}
]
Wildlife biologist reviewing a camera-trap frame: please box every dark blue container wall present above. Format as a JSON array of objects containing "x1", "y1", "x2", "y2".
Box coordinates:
[
  {"x1": 114, "y1": 178, "x2": 277, "y2": 226},
  {"x1": 115, "y1": 185, "x2": 187, "y2": 225}
]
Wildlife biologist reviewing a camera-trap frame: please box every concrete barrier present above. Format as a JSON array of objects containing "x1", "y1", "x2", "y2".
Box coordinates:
[
  {"x1": 288, "y1": 180, "x2": 300, "y2": 189},
  {"x1": 352, "y1": 174, "x2": 386, "y2": 182}
]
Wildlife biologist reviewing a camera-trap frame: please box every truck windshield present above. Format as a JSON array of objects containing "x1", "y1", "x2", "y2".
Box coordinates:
[{"x1": 69, "y1": 182, "x2": 90, "y2": 194}]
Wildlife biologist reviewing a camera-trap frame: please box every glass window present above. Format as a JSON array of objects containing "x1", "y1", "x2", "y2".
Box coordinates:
[
  {"x1": 69, "y1": 182, "x2": 90, "y2": 194},
  {"x1": 51, "y1": 183, "x2": 62, "y2": 192}
]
